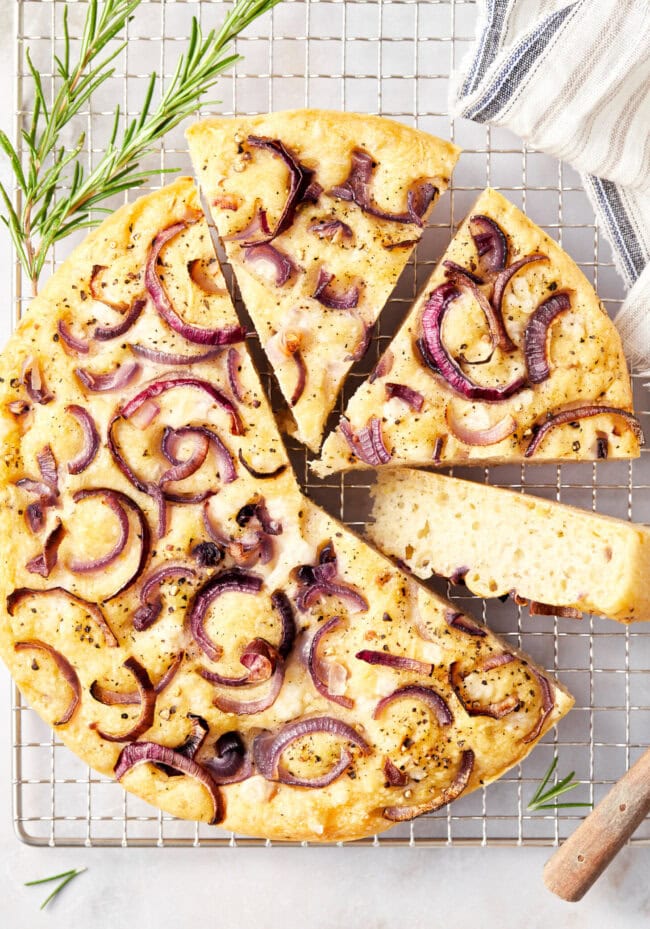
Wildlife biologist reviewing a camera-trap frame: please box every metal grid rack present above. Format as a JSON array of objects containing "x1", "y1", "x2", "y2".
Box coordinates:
[{"x1": 10, "y1": 0, "x2": 650, "y2": 847}]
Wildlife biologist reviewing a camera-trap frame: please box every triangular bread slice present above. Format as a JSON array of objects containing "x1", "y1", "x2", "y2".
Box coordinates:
[
  {"x1": 186, "y1": 110, "x2": 460, "y2": 451},
  {"x1": 0, "y1": 178, "x2": 571, "y2": 841},
  {"x1": 316, "y1": 188, "x2": 641, "y2": 475},
  {"x1": 369, "y1": 470, "x2": 650, "y2": 624}
]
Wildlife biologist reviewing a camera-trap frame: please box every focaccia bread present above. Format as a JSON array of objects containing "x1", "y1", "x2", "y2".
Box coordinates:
[
  {"x1": 186, "y1": 110, "x2": 460, "y2": 451},
  {"x1": 369, "y1": 470, "x2": 650, "y2": 624},
  {"x1": 316, "y1": 188, "x2": 641, "y2": 475},
  {"x1": 0, "y1": 178, "x2": 572, "y2": 842}
]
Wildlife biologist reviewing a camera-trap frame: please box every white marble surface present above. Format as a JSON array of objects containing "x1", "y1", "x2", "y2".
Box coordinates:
[{"x1": 1, "y1": 2, "x2": 650, "y2": 926}]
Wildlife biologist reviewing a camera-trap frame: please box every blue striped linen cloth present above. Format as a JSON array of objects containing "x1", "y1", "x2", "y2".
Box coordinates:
[{"x1": 451, "y1": 0, "x2": 650, "y2": 372}]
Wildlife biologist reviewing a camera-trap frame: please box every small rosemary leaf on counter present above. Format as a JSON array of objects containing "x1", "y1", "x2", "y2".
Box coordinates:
[
  {"x1": 25, "y1": 866, "x2": 87, "y2": 910},
  {"x1": 527, "y1": 755, "x2": 593, "y2": 813}
]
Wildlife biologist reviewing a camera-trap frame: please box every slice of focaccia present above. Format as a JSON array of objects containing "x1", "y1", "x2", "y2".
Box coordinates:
[
  {"x1": 186, "y1": 110, "x2": 460, "y2": 452},
  {"x1": 316, "y1": 188, "x2": 641, "y2": 475},
  {"x1": 369, "y1": 470, "x2": 650, "y2": 624},
  {"x1": 0, "y1": 178, "x2": 571, "y2": 843}
]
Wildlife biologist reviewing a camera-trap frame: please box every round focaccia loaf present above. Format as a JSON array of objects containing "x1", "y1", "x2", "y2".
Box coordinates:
[{"x1": 0, "y1": 179, "x2": 572, "y2": 841}]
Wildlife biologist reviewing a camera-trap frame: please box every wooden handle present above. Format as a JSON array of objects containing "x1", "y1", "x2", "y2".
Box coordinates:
[{"x1": 543, "y1": 746, "x2": 650, "y2": 902}]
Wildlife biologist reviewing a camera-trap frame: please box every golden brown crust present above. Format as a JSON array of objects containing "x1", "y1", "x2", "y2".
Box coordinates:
[
  {"x1": 316, "y1": 188, "x2": 639, "y2": 475},
  {"x1": 0, "y1": 179, "x2": 571, "y2": 842},
  {"x1": 187, "y1": 110, "x2": 461, "y2": 451}
]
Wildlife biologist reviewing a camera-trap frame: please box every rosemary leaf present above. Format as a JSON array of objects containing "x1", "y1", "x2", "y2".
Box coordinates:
[
  {"x1": 527, "y1": 755, "x2": 593, "y2": 813},
  {"x1": 25, "y1": 867, "x2": 87, "y2": 910}
]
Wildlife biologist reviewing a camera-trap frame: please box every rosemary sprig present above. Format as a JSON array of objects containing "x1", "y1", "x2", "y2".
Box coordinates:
[
  {"x1": 527, "y1": 756, "x2": 593, "y2": 812},
  {"x1": 0, "y1": 0, "x2": 282, "y2": 295},
  {"x1": 25, "y1": 867, "x2": 87, "y2": 910}
]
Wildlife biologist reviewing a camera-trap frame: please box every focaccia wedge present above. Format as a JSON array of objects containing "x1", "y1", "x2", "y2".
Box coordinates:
[
  {"x1": 0, "y1": 178, "x2": 571, "y2": 842},
  {"x1": 186, "y1": 110, "x2": 460, "y2": 452},
  {"x1": 316, "y1": 188, "x2": 641, "y2": 475},
  {"x1": 369, "y1": 470, "x2": 650, "y2": 624}
]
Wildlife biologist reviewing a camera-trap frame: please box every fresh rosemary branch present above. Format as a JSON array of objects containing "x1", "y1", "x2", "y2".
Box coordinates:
[
  {"x1": 25, "y1": 867, "x2": 87, "y2": 910},
  {"x1": 0, "y1": 0, "x2": 282, "y2": 295},
  {"x1": 527, "y1": 756, "x2": 593, "y2": 813}
]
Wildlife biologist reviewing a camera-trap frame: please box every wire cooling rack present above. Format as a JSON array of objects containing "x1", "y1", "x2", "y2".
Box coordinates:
[{"x1": 9, "y1": 0, "x2": 650, "y2": 847}]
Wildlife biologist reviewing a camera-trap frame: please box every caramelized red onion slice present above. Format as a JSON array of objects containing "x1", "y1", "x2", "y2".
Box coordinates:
[
  {"x1": 94, "y1": 297, "x2": 146, "y2": 341},
  {"x1": 91, "y1": 651, "x2": 184, "y2": 705},
  {"x1": 272, "y1": 590, "x2": 297, "y2": 659},
  {"x1": 385, "y1": 383, "x2": 424, "y2": 412},
  {"x1": 7, "y1": 585, "x2": 118, "y2": 647},
  {"x1": 374, "y1": 684, "x2": 453, "y2": 727},
  {"x1": 114, "y1": 741, "x2": 224, "y2": 825},
  {"x1": 420, "y1": 281, "x2": 526, "y2": 401},
  {"x1": 211, "y1": 659, "x2": 285, "y2": 716},
  {"x1": 224, "y1": 208, "x2": 271, "y2": 243},
  {"x1": 244, "y1": 242, "x2": 297, "y2": 286},
  {"x1": 130, "y1": 343, "x2": 224, "y2": 366},
  {"x1": 449, "y1": 654, "x2": 520, "y2": 720},
  {"x1": 443, "y1": 260, "x2": 484, "y2": 285},
  {"x1": 57, "y1": 319, "x2": 90, "y2": 354},
  {"x1": 525, "y1": 405, "x2": 644, "y2": 457},
  {"x1": 444, "y1": 609, "x2": 487, "y2": 638},
  {"x1": 244, "y1": 136, "x2": 316, "y2": 242},
  {"x1": 89, "y1": 264, "x2": 128, "y2": 310},
  {"x1": 383, "y1": 749, "x2": 475, "y2": 821},
  {"x1": 165, "y1": 425, "x2": 237, "y2": 491},
  {"x1": 253, "y1": 716, "x2": 371, "y2": 787},
  {"x1": 92, "y1": 657, "x2": 156, "y2": 742},
  {"x1": 227, "y1": 348, "x2": 246, "y2": 403},
  {"x1": 14, "y1": 639, "x2": 81, "y2": 726},
  {"x1": 155, "y1": 713, "x2": 209, "y2": 777},
  {"x1": 36, "y1": 445, "x2": 58, "y2": 494},
  {"x1": 25, "y1": 502, "x2": 45, "y2": 533},
  {"x1": 308, "y1": 616, "x2": 353, "y2": 709},
  {"x1": 75, "y1": 360, "x2": 140, "y2": 392},
  {"x1": 451, "y1": 271, "x2": 515, "y2": 353},
  {"x1": 329, "y1": 148, "x2": 436, "y2": 227},
  {"x1": 189, "y1": 568, "x2": 263, "y2": 661},
  {"x1": 312, "y1": 268, "x2": 360, "y2": 310},
  {"x1": 339, "y1": 417, "x2": 391, "y2": 467},
  {"x1": 383, "y1": 756, "x2": 410, "y2": 787},
  {"x1": 26, "y1": 519, "x2": 64, "y2": 577},
  {"x1": 492, "y1": 253, "x2": 547, "y2": 318},
  {"x1": 145, "y1": 221, "x2": 246, "y2": 346},
  {"x1": 121, "y1": 376, "x2": 243, "y2": 436},
  {"x1": 356, "y1": 649, "x2": 433, "y2": 676},
  {"x1": 524, "y1": 291, "x2": 572, "y2": 384},
  {"x1": 21, "y1": 356, "x2": 53, "y2": 404},
  {"x1": 446, "y1": 406, "x2": 517, "y2": 446},
  {"x1": 68, "y1": 490, "x2": 130, "y2": 573},
  {"x1": 346, "y1": 320, "x2": 373, "y2": 363},
  {"x1": 237, "y1": 450, "x2": 287, "y2": 480},
  {"x1": 160, "y1": 427, "x2": 209, "y2": 484},
  {"x1": 522, "y1": 667, "x2": 555, "y2": 743},
  {"x1": 203, "y1": 731, "x2": 252, "y2": 785},
  {"x1": 133, "y1": 564, "x2": 197, "y2": 632},
  {"x1": 295, "y1": 543, "x2": 369, "y2": 614},
  {"x1": 188, "y1": 258, "x2": 226, "y2": 295},
  {"x1": 290, "y1": 349, "x2": 306, "y2": 406},
  {"x1": 308, "y1": 219, "x2": 353, "y2": 241},
  {"x1": 199, "y1": 638, "x2": 277, "y2": 687},
  {"x1": 470, "y1": 214, "x2": 508, "y2": 272},
  {"x1": 66, "y1": 405, "x2": 100, "y2": 474},
  {"x1": 529, "y1": 601, "x2": 582, "y2": 619}
]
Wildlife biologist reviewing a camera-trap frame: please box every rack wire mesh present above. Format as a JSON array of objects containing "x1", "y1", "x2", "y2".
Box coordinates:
[{"x1": 9, "y1": 0, "x2": 650, "y2": 847}]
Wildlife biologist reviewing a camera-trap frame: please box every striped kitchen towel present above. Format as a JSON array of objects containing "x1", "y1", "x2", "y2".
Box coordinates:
[{"x1": 451, "y1": 0, "x2": 650, "y2": 372}]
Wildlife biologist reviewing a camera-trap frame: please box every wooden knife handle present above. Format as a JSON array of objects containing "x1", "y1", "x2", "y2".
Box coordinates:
[{"x1": 543, "y1": 746, "x2": 650, "y2": 902}]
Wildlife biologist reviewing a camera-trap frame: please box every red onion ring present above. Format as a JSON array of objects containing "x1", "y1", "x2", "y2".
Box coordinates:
[
  {"x1": 75, "y1": 360, "x2": 140, "y2": 393},
  {"x1": 445, "y1": 271, "x2": 515, "y2": 353},
  {"x1": 7, "y1": 586, "x2": 118, "y2": 647},
  {"x1": 14, "y1": 639, "x2": 81, "y2": 725},
  {"x1": 26, "y1": 519, "x2": 64, "y2": 577},
  {"x1": 92, "y1": 657, "x2": 156, "y2": 742},
  {"x1": 244, "y1": 136, "x2": 316, "y2": 242},
  {"x1": 57, "y1": 319, "x2": 90, "y2": 354},
  {"x1": 443, "y1": 260, "x2": 484, "y2": 285},
  {"x1": 522, "y1": 667, "x2": 555, "y2": 743},
  {"x1": 224, "y1": 208, "x2": 271, "y2": 243},
  {"x1": 36, "y1": 445, "x2": 58, "y2": 494},
  {"x1": 130, "y1": 343, "x2": 224, "y2": 366},
  {"x1": 356, "y1": 649, "x2": 433, "y2": 676},
  {"x1": 188, "y1": 568, "x2": 263, "y2": 661},
  {"x1": 21, "y1": 356, "x2": 53, "y2": 404},
  {"x1": 295, "y1": 543, "x2": 369, "y2": 614},
  {"x1": 329, "y1": 149, "x2": 436, "y2": 227},
  {"x1": 308, "y1": 219, "x2": 353, "y2": 241},
  {"x1": 227, "y1": 347, "x2": 246, "y2": 404},
  {"x1": 444, "y1": 609, "x2": 487, "y2": 638},
  {"x1": 346, "y1": 319, "x2": 373, "y2": 363},
  {"x1": 383, "y1": 749, "x2": 474, "y2": 821},
  {"x1": 91, "y1": 652, "x2": 184, "y2": 705},
  {"x1": 133, "y1": 564, "x2": 198, "y2": 632},
  {"x1": 492, "y1": 253, "x2": 547, "y2": 319},
  {"x1": 120, "y1": 376, "x2": 243, "y2": 435},
  {"x1": 209, "y1": 645, "x2": 285, "y2": 716},
  {"x1": 385, "y1": 383, "x2": 424, "y2": 412},
  {"x1": 188, "y1": 258, "x2": 227, "y2": 295},
  {"x1": 203, "y1": 730, "x2": 252, "y2": 785},
  {"x1": 383, "y1": 756, "x2": 410, "y2": 787},
  {"x1": 446, "y1": 406, "x2": 517, "y2": 446},
  {"x1": 244, "y1": 242, "x2": 297, "y2": 286},
  {"x1": 470, "y1": 214, "x2": 508, "y2": 271},
  {"x1": 114, "y1": 741, "x2": 224, "y2": 824},
  {"x1": 524, "y1": 291, "x2": 572, "y2": 384},
  {"x1": 339, "y1": 417, "x2": 391, "y2": 467},
  {"x1": 449, "y1": 654, "x2": 520, "y2": 719},
  {"x1": 237, "y1": 450, "x2": 287, "y2": 480},
  {"x1": 25, "y1": 502, "x2": 44, "y2": 533},
  {"x1": 160, "y1": 427, "x2": 209, "y2": 485},
  {"x1": 94, "y1": 297, "x2": 146, "y2": 341},
  {"x1": 145, "y1": 221, "x2": 247, "y2": 346},
  {"x1": 16, "y1": 478, "x2": 55, "y2": 506},
  {"x1": 68, "y1": 489, "x2": 130, "y2": 574},
  {"x1": 272, "y1": 590, "x2": 297, "y2": 659},
  {"x1": 529, "y1": 601, "x2": 582, "y2": 619},
  {"x1": 66, "y1": 405, "x2": 100, "y2": 474},
  {"x1": 308, "y1": 616, "x2": 353, "y2": 708},
  {"x1": 420, "y1": 282, "x2": 526, "y2": 401},
  {"x1": 155, "y1": 713, "x2": 209, "y2": 777},
  {"x1": 525, "y1": 404, "x2": 644, "y2": 457},
  {"x1": 199, "y1": 638, "x2": 277, "y2": 687},
  {"x1": 312, "y1": 268, "x2": 360, "y2": 310},
  {"x1": 161, "y1": 425, "x2": 237, "y2": 498},
  {"x1": 290, "y1": 349, "x2": 306, "y2": 406},
  {"x1": 253, "y1": 716, "x2": 371, "y2": 788},
  {"x1": 374, "y1": 683, "x2": 453, "y2": 727}
]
